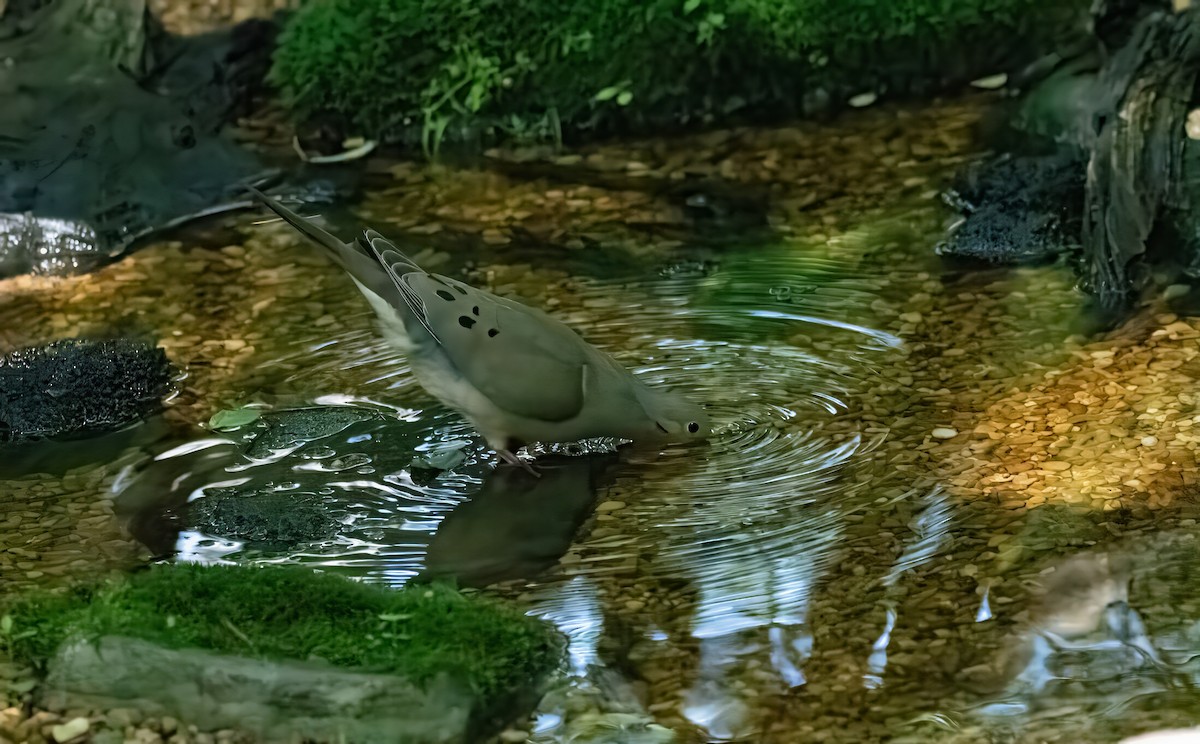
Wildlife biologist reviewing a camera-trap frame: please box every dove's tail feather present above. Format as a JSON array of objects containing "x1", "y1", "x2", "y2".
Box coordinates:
[
  {"x1": 245, "y1": 186, "x2": 351, "y2": 263},
  {"x1": 247, "y1": 185, "x2": 444, "y2": 345}
]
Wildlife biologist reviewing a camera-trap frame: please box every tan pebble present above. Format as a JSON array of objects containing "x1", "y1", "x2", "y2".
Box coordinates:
[
  {"x1": 596, "y1": 501, "x2": 626, "y2": 512},
  {"x1": 1141, "y1": 436, "x2": 1159, "y2": 446},
  {"x1": 223, "y1": 340, "x2": 246, "y2": 352},
  {"x1": 1041, "y1": 461, "x2": 1072, "y2": 471},
  {"x1": 624, "y1": 600, "x2": 646, "y2": 612}
]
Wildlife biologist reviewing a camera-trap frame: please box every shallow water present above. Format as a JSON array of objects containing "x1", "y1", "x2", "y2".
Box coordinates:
[{"x1": 5, "y1": 98, "x2": 1200, "y2": 743}]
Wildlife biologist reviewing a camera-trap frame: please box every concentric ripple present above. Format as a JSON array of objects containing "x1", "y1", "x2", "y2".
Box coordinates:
[{"x1": 116, "y1": 221, "x2": 906, "y2": 743}]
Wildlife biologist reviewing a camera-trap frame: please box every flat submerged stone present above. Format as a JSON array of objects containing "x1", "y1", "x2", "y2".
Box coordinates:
[{"x1": 42, "y1": 636, "x2": 473, "y2": 744}]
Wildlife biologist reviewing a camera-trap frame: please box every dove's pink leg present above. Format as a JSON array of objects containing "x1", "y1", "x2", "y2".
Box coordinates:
[{"x1": 497, "y1": 448, "x2": 541, "y2": 478}]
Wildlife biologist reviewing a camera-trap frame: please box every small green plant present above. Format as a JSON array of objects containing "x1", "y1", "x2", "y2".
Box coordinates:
[{"x1": 270, "y1": 0, "x2": 1087, "y2": 152}]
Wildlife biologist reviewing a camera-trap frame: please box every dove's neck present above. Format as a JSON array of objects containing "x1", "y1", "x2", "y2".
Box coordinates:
[{"x1": 635, "y1": 387, "x2": 682, "y2": 423}]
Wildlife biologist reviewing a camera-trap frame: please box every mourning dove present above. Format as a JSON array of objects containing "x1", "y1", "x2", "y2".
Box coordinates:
[{"x1": 248, "y1": 188, "x2": 709, "y2": 471}]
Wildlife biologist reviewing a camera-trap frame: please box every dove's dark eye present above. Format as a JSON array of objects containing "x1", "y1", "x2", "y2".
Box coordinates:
[{"x1": 687, "y1": 422, "x2": 700, "y2": 433}]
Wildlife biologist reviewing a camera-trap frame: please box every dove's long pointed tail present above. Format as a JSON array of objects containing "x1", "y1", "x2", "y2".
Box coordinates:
[
  {"x1": 246, "y1": 185, "x2": 439, "y2": 349},
  {"x1": 245, "y1": 186, "x2": 351, "y2": 261}
]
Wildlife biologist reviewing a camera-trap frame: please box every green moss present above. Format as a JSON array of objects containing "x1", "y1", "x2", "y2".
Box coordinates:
[
  {"x1": 270, "y1": 0, "x2": 1088, "y2": 150},
  {"x1": 0, "y1": 564, "x2": 562, "y2": 705}
]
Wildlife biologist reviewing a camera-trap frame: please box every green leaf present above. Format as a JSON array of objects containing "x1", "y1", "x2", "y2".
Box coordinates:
[
  {"x1": 616, "y1": 91, "x2": 633, "y2": 106},
  {"x1": 0, "y1": 615, "x2": 11, "y2": 634},
  {"x1": 208, "y1": 408, "x2": 262, "y2": 432},
  {"x1": 409, "y1": 440, "x2": 469, "y2": 471},
  {"x1": 683, "y1": 0, "x2": 701, "y2": 14}
]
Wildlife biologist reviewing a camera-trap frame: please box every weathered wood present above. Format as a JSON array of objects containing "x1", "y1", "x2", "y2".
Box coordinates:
[{"x1": 1082, "y1": 4, "x2": 1200, "y2": 312}]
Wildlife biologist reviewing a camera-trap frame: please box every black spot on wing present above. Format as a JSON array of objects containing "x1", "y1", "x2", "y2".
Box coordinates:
[
  {"x1": 437, "y1": 290, "x2": 455, "y2": 301},
  {"x1": 459, "y1": 316, "x2": 476, "y2": 329},
  {"x1": 487, "y1": 328, "x2": 498, "y2": 337},
  {"x1": 472, "y1": 306, "x2": 480, "y2": 316}
]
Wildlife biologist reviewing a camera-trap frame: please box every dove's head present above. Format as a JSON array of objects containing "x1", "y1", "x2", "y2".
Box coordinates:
[{"x1": 640, "y1": 390, "x2": 711, "y2": 442}]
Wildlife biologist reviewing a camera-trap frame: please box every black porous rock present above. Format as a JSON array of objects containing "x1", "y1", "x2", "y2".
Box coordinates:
[
  {"x1": 187, "y1": 488, "x2": 339, "y2": 551},
  {"x1": 0, "y1": 338, "x2": 173, "y2": 442},
  {"x1": 937, "y1": 152, "x2": 1086, "y2": 264}
]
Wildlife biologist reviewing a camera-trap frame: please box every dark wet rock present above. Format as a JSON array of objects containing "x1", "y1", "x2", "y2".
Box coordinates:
[
  {"x1": 0, "y1": 414, "x2": 172, "y2": 478},
  {"x1": 187, "y1": 488, "x2": 339, "y2": 550},
  {"x1": 1007, "y1": 58, "x2": 1101, "y2": 151},
  {"x1": 244, "y1": 407, "x2": 379, "y2": 460},
  {"x1": 0, "y1": 338, "x2": 172, "y2": 442},
  {"x1": 420, "y1": 453, "x2": 616, "y2": 588},
  {"x1": 0, "y1": 0, "x2": 290, "y2": 277},
  {"x1": 938, "y1": 153, "x2": 1085, "y2": 264}
]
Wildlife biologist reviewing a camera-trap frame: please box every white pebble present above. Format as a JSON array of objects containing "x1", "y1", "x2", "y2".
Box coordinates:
[
  {"x1": 931, "y1": 427, "x2": 958, "y2": 439},
  {"x1": 1141, "y1": 436, "x2": 1159, "y2": 446},
  {"x1": 848, "y1": 91, "x2": 877, "y2": 108},
  {"x1": 969, "y1": 73, "x2": 1008, "y2": 90}
]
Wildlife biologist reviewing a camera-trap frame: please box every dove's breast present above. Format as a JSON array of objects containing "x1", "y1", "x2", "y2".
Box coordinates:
[{"x1": 408, "y1": 341, "x2": 658, "y2": 448}]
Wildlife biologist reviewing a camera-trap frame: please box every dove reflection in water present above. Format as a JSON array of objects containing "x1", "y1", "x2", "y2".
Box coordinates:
[
  {"x1": 418, "y1": 453, "x2": 617, "y2": 588},
  {"x1": 248, "y1": 188, "x2": 710, "y2": 473},
  {"x1": 971, "y1": 550, "x2": 1162, "y2": 711}
]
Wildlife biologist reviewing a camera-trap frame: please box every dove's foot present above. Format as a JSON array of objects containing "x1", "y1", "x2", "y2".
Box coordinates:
[{"x1": 498, "y1": 448, "x2": 541, "y2": 478}]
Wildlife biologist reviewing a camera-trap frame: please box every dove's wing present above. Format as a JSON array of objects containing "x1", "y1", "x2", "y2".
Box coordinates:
[
  {"x1": 401, "y1": 271, "x2": 591, "y2": 423},
  {"x1": 250, "y1": 188, "x2": 595, "y2": 424}
]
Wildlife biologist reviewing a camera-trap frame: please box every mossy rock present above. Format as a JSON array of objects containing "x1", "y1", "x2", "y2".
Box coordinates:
[
  {"x1": 270, "y1": 0, "x2": 1088, "y2": 150},
  {"x1": 0, "y1": 564, "x2": 564, "y2": 742}
]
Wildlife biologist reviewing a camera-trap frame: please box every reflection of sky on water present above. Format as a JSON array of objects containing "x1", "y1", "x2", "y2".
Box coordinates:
[{"x1": 867, "y1": 487, "x2": 956, "y2": 690}]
